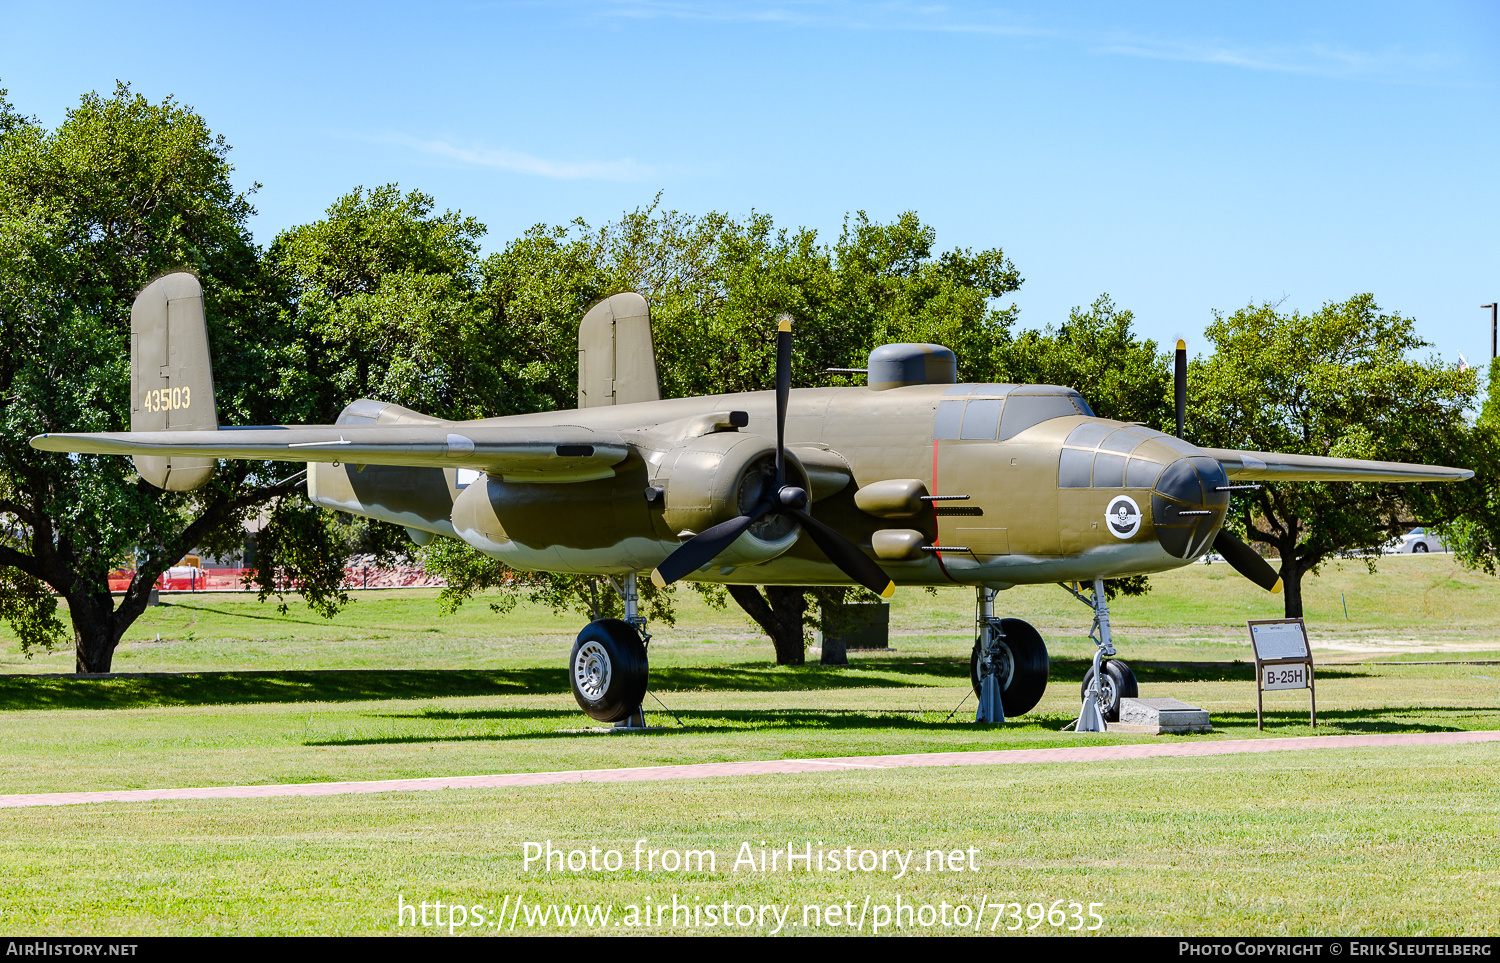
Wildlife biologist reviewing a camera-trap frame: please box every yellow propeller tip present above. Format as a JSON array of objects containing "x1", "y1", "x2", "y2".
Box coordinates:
[
  {"x1": 1176, "y1": 339, "x2": 1186, "y2": 351},
  {"x1": 880, "y1": 581, "x2": 896, "y2": 599},
  {"x1": 1270, "y1": 578, "x2": 1283, "y2": 594},
  {"x1": 777, "y1": 317, "x2": 793, "y2": 332},
  {"x1": 650, "y1": 570, "x2": 667, "y2": 589}
]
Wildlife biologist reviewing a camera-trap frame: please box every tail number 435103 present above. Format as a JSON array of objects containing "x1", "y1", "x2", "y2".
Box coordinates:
[{"x1": 142, "y1": 386, "x2": 190, "y2": 412}]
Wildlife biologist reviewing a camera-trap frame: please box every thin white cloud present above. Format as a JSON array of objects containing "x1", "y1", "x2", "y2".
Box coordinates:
[
  {"x1": 592, "y1": 0, "x2": 1053, "y2": 37},
  {"x1": 1097, "y1": 35, "x2": 1454, "y2": 81},
  {"x1": 587, "y1": 1, "x2": 1460, "y2": 83},
  {"x1": 383, "y1": 133, "x2": 658, "y2": 181}
]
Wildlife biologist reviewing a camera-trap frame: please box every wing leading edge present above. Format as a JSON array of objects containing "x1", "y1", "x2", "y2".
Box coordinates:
[
  {"x1": 1202, "y1": 448, "x2": 1473, "y2": 483},
  {"x1": 30, "y1": 425, "x2": 632, "y2": 483}
]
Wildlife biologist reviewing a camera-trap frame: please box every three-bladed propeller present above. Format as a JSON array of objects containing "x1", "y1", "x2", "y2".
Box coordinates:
[
  {"x1": 1175, "y1": 339, "x2": 1283, "y2": 594},
  {"x1": 650, "y1": 317, "x2": 896, "y2": 599}
]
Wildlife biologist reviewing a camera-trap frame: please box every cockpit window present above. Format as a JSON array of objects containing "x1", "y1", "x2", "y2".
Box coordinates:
[
  {"x1": 960, "y1": 399, "x2": 1004, "y2": 440},
  {"x1": 1059, "y1": 448, "x2": 1092, "y2": 488},
  {"x1": 1099, "y1": 427, "x2": 1149, "y2": 454},
  {"x1": 934, "y1": 399, "x2": 965, "y2": 439},
  {"x1": 1093, "y1": 452, "x2": 1128, "y2": 488},
  {"x1": 1125, "y1": 457, "x2": 1163, "y2": 489},
  {"x1": 998, "y1": 394, "x2": 1088, "y2": 441},
  {"x1": 1064, "y1": 422, "x2": 1112, "y2": 449}
]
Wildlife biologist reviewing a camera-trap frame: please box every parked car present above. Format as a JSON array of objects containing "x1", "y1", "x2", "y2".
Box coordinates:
[{"x1": 1392, "y1": 528, "x2": 1445, "y2": 554}]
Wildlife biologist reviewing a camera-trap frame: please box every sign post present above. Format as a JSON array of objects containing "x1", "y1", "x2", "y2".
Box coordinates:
[{"x1": 1247, "y1": 618, "x2": 1316, "y2": 730}]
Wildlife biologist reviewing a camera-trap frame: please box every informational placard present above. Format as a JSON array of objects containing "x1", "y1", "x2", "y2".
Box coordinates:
[
  {"x1": 1247, "y1": 618, "x2": 1316, "y2": 729},
  {"x1": 1248, "y1": 620, "x2": 1310, "y2": 662}
]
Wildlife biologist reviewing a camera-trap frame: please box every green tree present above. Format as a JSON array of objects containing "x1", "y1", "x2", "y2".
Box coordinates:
[
  {"x1": 996, "y1": 295, "x2": 1172, "y2": 427},
  {"x1": 1429, "y1": 358, "x2": 1500, "y2": 571},
  {"x1": 270, "y1": 185, "x2": 497, "y2": 423},
  {"x1": 0, "y1": 82, "x2": 341, "y2": 672},
  {"x1": 1191, "y1": 295, "x2": 1477, "y2": 618}
]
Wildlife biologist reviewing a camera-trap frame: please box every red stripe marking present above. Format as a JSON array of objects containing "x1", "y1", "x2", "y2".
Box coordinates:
[{"x1": 931, "y1": 440, "x2": 957, "y2": 582}]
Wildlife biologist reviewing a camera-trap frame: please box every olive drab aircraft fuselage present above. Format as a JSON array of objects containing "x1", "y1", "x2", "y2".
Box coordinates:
[
  {"x1": 31, "y1": 275, "x2": 1474, "y2": 728},
  {"x1": 304, "y1": 386, "x2": 1243, "y2": 591}
]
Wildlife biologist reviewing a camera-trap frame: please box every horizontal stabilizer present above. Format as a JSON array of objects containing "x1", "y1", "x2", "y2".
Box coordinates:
[
  {"x1": 1203, "y1": 449, "x2": 1473, "y2": 484},
  {"x1": 31, "y1": 425, "x2": 632, "y2": 483}
]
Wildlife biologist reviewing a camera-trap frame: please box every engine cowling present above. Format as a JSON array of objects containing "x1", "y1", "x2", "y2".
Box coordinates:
[{"x1": 652, "y1": 430, "x2": 811, "y2": 570}]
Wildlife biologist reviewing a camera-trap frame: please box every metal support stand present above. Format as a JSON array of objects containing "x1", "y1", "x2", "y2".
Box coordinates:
[
  {"x1": 974, "y1": 587, "x2": 1006, "y2": 724},
  {"x1": 1062, "y1": 579, "x2": 1115, "y2": 733},
  {"x1": 611, "y1": 572, "x2": 650, "y2": 730}
]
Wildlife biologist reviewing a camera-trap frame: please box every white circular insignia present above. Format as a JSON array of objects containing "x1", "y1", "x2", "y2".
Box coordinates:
[{"x1": 1105, "y1": 495, "x2": 1142, "y2": 539}]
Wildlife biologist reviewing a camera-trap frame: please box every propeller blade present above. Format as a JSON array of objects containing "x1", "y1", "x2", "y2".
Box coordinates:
[
  {"x1": 789, "y1": 509, "x2": 896, "y2": 599},
  {"x1": 1175, "y1": 339, "x2": 1187, "y2": 439},
  {"x1": 1212, "y1": 529, "x2": 1283, "y2": 593},
  {"x1": 650, "y1": 503, "x2": 771, "y2": 587},
  {"x1": 775, "y1": 315, "x2": 792, "y2": 487}
]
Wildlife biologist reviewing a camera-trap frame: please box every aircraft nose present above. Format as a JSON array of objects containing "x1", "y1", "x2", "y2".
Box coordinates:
[{"x1": 1151, "y1": 455, "x2": 1231, "y2": 559}]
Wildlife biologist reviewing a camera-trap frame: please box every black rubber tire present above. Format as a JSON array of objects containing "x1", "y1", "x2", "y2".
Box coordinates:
[
  {"x1": 569, "y1": 618, "x2": 648, "y2": 722},
  {"x1": 969, "y1": 618, "x2": 1050, "y2": 716},
  {"x1": 1413, "y1": 543, "x2": 1429, "y2": 553},
  {"x1": 1079, "y1": 659, "x2": 1139, "y2": 722}
]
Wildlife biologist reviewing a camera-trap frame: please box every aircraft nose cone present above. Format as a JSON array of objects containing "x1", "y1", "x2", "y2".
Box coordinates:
[{"x1": 1151, "y1": 455, "x2": 1231, "y2": 559}]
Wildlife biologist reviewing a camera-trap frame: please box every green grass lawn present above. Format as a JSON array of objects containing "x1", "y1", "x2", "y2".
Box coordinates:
[
  {"x1": 0, "y1": 554, "x2": 1496, "y2": 935},
  {"x1": 1, "y1": 744, "x2": 1495, "y2": 936}
]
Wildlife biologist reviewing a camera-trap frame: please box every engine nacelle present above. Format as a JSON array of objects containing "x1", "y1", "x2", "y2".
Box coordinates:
[{"x1": 653, "y1": 431, "x2": 810, "y2": 570}]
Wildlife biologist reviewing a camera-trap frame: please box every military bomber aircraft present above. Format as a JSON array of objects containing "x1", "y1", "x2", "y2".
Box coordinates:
[{"x1": 31, "y1": 274, "x2": 1474, "y2": 731}]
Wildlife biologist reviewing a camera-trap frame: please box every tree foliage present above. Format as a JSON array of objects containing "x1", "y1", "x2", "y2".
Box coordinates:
[
  {"x1": 995, "y1": 294, "x2": 1172, "y2": 428},
  {"x1": 1432, "y1": 358, "x2": 1500, "y2": 571},
  {"x1": 270, "y1": 185, "x2": 496, "y2": 422},
  {"x1": 1190, "y1": 295, "x2": 1477, "y2": 618}
]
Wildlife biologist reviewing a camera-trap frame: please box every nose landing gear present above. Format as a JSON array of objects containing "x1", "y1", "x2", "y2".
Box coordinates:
[{"x1": 1062, "y1": 579, "x2": 1137, "y2": 731}]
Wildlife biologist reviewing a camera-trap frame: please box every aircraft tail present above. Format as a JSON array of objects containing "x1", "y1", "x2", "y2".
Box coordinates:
[
  {"x1": 129, "y1": 272, "x2": 218, "y2": 490},
  {"x1": 577, "y1": 292, "x2": 660, "y2": 408}
]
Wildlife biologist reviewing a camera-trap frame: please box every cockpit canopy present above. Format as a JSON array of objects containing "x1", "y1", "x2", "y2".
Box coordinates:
[{"x1": 933, "y1": 384, "x2": 1095, "y2": 442}]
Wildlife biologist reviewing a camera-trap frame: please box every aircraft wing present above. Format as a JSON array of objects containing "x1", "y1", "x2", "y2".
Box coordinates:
[
  {"x1": 29, "y1": 425, "x2": 633, "y2": 482},
  {"x1": 1201, "y1": 448, "x2": 1473, "y2": 483}
]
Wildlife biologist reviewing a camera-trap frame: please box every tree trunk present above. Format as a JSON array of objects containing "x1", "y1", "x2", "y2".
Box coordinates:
[
  {"x1": 726, "y1": 585, "x2": 808, "y2": 665},
  {"x1": 1281, "y1": 559, "x2": 1305, "y2": 619},
  {"x1": 69, "y1": 590, "x2": 123, "y2": 673}
]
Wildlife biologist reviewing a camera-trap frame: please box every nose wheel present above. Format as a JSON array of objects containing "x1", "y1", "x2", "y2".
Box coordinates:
[{"x1": 1079, "y1": 659, "x2": 1138, "y2": 722}]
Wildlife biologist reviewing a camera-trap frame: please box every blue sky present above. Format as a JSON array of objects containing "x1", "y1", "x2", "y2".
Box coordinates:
[{"x1": 3, "y1": 1, "x2": 1497, "y2": 369}]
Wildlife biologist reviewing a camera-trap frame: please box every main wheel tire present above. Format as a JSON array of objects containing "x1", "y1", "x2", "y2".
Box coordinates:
[
  {"x1": 969, "y1": 618, "x2": 1050, "y2": 716},
  {"x1": 569, "y1": 618, "x2": 648, "y2": 722},
  {"x1": 1079, "y1": 659, "x2": 1139, "y2": 722}
]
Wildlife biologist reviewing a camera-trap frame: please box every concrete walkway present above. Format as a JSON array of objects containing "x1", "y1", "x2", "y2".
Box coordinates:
[{"x1": 2, "y1": 730, "x2": 1495, "y2": 809}]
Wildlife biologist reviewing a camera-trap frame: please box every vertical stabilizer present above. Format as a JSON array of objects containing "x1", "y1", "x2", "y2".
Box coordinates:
[
  {"x1": 130, "y1": 273, "x2": 218, "y2": 490},
  {"x1": 577, "y1": 293, "x2": 660, "y2": 408}
]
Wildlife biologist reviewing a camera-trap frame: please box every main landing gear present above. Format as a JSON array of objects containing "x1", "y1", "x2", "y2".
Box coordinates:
[
  {"x1": 569, "y1": 572, "x2": 651, "y2": 728},
  {"x1": 970, "y1": 587, "x2": 1050, "y2": 723},
  {"x1": 1061, "y1": 579, "x2": 1138, "y2": 732}
]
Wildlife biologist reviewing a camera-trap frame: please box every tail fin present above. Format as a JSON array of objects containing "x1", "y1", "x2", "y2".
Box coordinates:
[
  {"x1": 577, "y1": 292, "x2": 660, "y2": 408},
  {"x1": 130, "y1": 272, "x2": 218, "y2": 490}
]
